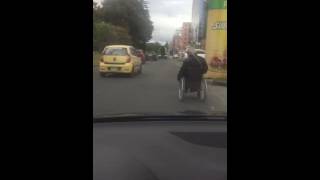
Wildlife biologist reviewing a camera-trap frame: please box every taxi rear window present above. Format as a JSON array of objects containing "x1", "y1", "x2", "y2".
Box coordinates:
[{"x1": 104, "y1": 48, "x2": 128, "y2": 56}]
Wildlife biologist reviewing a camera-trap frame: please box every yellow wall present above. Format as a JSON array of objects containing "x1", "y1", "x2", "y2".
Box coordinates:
[{"x1": 204, "y1": 0, "x2": 227, "y2": 80}]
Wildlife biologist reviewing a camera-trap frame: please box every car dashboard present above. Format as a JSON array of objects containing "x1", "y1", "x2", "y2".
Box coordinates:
[{"x1": 94, "y1": 119, "x2": 227, "y2": 180}]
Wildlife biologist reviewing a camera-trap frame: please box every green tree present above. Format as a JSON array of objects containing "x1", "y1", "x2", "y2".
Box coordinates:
[
  {"x1": 145, "y1": 42, "x2": 162, "y2": 54},
  {"x1": 160, "y1": 46, "x2": 165, "y2": 56},
  {"x1": 93, "y1": 2, "x2": 133, "y2": 51},
  {"x1": 93, "y1": 22, "x2": 132, "y2": 51},
  {"x1": 164, "y1": 42, "x2": 169, "y2": 49},
  {"x1": 100, "y1": 0, "x2": 153, "y2": 50}
]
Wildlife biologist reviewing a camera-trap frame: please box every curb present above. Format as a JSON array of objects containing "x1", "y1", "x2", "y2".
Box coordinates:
[{"x1": 210, "y1": 80, "x2": 227, "y2": 86}]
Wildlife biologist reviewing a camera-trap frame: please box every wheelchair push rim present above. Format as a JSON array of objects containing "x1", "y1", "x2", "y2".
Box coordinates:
[
  {"x1": 178, "y1": 78, "x2": 185, "y2": 101},
  {"x1": 198, "y1": 79, "x2": 207, "y2": 101}
]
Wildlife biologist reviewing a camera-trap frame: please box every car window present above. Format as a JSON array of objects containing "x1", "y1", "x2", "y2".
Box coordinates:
[{"x1": 104, "y1": 48, "x2": 128, "y2": 56}]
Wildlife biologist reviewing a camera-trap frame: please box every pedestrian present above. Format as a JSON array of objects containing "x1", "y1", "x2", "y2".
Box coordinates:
[{"x1": 177, "y1": 47, "x2": 208, "y2": 92}]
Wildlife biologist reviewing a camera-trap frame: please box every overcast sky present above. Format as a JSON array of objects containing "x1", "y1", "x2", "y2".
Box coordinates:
[{"x1": 94, "y1": 0, "x2": 193, "y2": 44}]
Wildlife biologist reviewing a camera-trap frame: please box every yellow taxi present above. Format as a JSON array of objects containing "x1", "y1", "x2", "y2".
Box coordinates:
[{"x1": 99, "y1": 45, "x2": 142, "y2": 77}]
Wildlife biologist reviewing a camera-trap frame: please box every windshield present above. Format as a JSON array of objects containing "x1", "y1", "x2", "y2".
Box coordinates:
[{"x1": 93, "y1": 0, "x2": 227, "y2": 118}]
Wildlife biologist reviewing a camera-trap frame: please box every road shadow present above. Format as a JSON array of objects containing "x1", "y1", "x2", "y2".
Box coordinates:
[
  {"x1": 104, "y1": 73, "x2": 132, "y2": 78},
  {"x1": 178, "y1": 94, "x2": 207, "y2": 103},
  {"x1": 99, "y1": 72, "x2": 146, "y2": 79}
]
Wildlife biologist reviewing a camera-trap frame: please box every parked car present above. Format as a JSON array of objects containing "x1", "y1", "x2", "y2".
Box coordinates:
[
  {"x1": 136, "y1": 49, "x2": 146, "y2": 64},
  {"x1": 163, "y1": 55, "x2": 168, "y2": 59},
  {"x1": 152, "y1": 54, "x2": 158, "y2": 61},
  {"x1": 183, "y1": 52, "x2": 188, "y2": 59},
  {"x1": 146, "y1": 52, "x2": 158, "y2": 61},
  {"x1": 145, "y1": 53, "x2": 151, "y2": 61},
  {"x1": 195, "y1": 49, "x2": 206, "y2": 59}
]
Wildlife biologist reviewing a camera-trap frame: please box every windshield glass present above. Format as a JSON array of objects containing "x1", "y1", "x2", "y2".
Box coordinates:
[
  {"x1": 93, "y1": 0, "x2": 227, "y2": 117},
  {"x1": 103, "y1": 48, "x2": 128, "y2": 56}
]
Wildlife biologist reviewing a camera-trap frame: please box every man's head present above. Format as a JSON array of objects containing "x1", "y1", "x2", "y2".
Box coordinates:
[{"x1": 186, "y1": 46, "x2": 195, "y2": 56}]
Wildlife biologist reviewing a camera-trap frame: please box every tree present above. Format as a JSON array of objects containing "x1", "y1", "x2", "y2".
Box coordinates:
[
  {"x1": 93, "y1": 1, "x2": 134, "y2": 51},
  {"x1": 93, "y1": 22, "x2": 132, "y2": 51},
  {"x1": 164, "y1": 42, "x2": 169, "y2": 49},
  {"x1": 160, "y1": 46, "x2": 165, "y2": 56},
  {"x1": 145, "y1": 42, "x2": 162, "y2": 54},
  {"x1": 164, "y1": 42, "x2": 169, "y2": 54},
  {"x1": 100, "y1": 0, "x2": 153, "y2": 49}
]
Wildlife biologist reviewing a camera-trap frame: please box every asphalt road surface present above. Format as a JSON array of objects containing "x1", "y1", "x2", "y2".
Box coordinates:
[{"x1": 93, "y1": 58, "x2": 227, "y2": 117}]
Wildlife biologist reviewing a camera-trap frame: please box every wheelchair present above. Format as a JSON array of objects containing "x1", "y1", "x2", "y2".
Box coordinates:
[{"x1": 178, "y1": 77, "x2": 207, "y2": 101}]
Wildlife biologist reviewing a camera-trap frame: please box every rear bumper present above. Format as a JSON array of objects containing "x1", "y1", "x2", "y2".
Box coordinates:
[{"x1": 99, "y1": 63, "x2": 133, "y2": 73}]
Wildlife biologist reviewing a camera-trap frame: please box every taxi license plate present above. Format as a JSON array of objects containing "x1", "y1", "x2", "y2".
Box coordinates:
[{"x1": 109, "y1": 67, "x2": 119, "y2": 71}]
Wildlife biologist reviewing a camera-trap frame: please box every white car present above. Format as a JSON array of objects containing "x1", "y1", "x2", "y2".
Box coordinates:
[
  {"x1": 173, "y1": 54, "x2": 179, "y2": 58},
  {"x1": 195, "y1": 49, "x2": 206, "y2": 59},
  {"x1": 183, "y1": 52, "x2": 188, "y2": 58}
]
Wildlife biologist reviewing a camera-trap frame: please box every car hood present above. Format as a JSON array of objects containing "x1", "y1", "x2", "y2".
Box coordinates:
[{"x1": 93, "y1": 111, "x2": 227, "y2": 123}]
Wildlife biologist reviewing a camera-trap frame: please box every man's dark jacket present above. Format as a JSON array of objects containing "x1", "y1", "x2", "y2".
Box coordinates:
[{"x1": 177, "y1": 55, "x2": 208, "y2": 91}]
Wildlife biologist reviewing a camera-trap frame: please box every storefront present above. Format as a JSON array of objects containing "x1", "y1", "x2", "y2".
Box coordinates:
[{"x1": 204, "y1": 0, "x2": 227, "y2": 80}]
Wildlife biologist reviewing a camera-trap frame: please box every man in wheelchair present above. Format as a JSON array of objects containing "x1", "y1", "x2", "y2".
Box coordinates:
[{"x1": 177, "y1": 47, "x2": 208, "y2": 94}]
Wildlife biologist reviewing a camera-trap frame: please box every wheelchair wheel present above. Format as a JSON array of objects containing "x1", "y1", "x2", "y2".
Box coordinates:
[
  {"x1": 198, "y1": 79, "x2": 207, "y2": 101},
  {"x1": 178, "y1": 78, "x2": 185, "y2": 101}
]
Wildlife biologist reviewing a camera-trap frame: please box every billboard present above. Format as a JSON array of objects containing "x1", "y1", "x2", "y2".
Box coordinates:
[{"x1": 204, "y1": 0, "x2": 227, "y2": 80}]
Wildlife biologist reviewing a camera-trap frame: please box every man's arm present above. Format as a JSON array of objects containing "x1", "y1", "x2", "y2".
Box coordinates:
[
  {"x1": 202, "y1": 59, "x2": 208, "y2": 74},
  {"x1": 198, "y1": 57, "x2": 208, "y2": 74},
  {"x1": 177, "y1": 61, "x2": 187, "y2": 81}
]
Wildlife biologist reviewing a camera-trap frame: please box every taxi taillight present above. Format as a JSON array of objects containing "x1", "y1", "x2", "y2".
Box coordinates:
[{"x1": 126, "y1": 56, "x2": 131, "y2": 63}]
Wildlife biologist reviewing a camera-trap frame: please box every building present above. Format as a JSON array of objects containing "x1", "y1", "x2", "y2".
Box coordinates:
[
  {"x1": 172, "y1": 35, "x2": 182, "y2": 54},
  {"x1": 171, "y1": 21, "x2": 193, "y2": 54},
  {"x1": 171, "y1": 29, "x2": 183, "y2": 54},
  {"x1": 192, "y1": 0, "x2": 207, "y2": 49},
  {"x1": 181, "y1": 22, "x2": 193, "y2": 50}
]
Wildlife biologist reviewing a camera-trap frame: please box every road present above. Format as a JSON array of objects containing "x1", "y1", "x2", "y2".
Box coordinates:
[{"x1": 93, "y1": 58, "x2": 227, "y2": 117}]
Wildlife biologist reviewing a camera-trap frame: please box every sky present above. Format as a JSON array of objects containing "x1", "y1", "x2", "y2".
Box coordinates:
[{"x1": 93, "y1": 0, "x2": 193, "y2": 44}]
